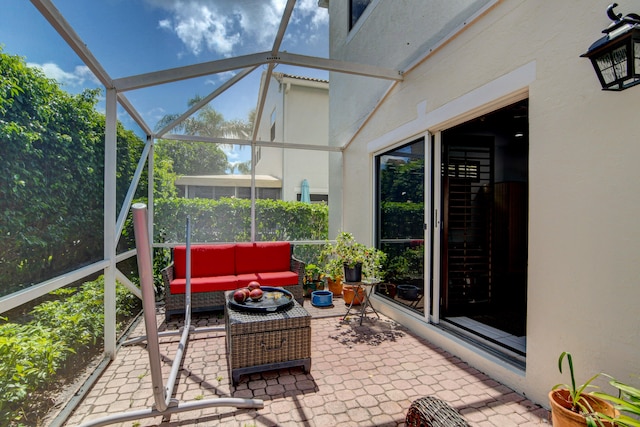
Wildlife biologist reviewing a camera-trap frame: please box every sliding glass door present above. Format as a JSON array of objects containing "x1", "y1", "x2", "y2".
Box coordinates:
[
  {"x1": 374, "y1": 138, "x2": 426, "y2": 314},
  {"x1": 374, "y1": 99, "x2": 529, "y2": 357}
]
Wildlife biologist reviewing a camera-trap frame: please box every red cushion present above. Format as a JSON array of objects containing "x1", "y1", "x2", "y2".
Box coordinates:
[
  {"x1": 237, "y1": 271, "x2": 299, "y2": 287},
  {"x1": 173, "y1": 244, "x2": 235, "y2": 278},
  {"x1": 170, "y1": 276, "x2": 238, "y2": 294},
  {"x1": 235, "y1": 242, "x2": 290, "y2": 274}
]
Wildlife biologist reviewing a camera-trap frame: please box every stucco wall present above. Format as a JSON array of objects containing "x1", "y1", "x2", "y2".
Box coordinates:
[
  {"x1": 330, "y1": 0, "x2": 640, "y2": 407},
  {"x1": 255, "y1": 73, "x2": 329, "y2": 201}
]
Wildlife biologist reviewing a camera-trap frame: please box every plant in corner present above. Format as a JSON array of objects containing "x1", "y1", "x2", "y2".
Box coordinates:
[
  {"x1": 592, "y1": 376, "x2": 640, "y2": 427},
  {"x1": 303, "y1": 263, "x2": 324, "y2": 297},
  {"x1": 549, "y1": 351, "x2": 618, "y2": 427}
]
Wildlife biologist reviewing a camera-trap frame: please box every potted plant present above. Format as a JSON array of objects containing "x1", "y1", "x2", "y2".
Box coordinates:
[
  {"x1": 323, "y1": 258, "x2": 344, "y2": 296},
  {"x1": 379, "y1": 255, "x2": 410, "y2": 298},
  {"x1": 333, "y1": 231, "x2": 367, "y2": 282},
  {"x1": 320, "y1": 232, "x2": 386, "y2": 304},
  {"x1": 549, "y1": 351, "x2": 618, "y2": 427},
  {"x1": 593, "y1": 376, "x2": 640, "y2": 427},
  {"x1": 303, "y1": 263, "x2": 324, "y2": 297}
]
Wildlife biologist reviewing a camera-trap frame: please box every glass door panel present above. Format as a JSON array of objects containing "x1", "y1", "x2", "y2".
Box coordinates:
[{"x1": 375, "y1": 138, "x2": 425, "y2": 314}]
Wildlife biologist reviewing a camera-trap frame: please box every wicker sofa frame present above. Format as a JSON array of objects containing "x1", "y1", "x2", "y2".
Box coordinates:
[{"x1": 161, "y1": 246, "x2": 305, "y2": 321}]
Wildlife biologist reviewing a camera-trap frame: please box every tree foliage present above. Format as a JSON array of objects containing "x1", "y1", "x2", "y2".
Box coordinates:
[
  {"x1": 154, "y1": 139, "x2": 228, "y2": 176},
  {"x1": 154, "y1": 96, "x2": 253, "y2": 175},
  {"x1": 0, "y1": 49, "x2": 145, "y2": 296}
]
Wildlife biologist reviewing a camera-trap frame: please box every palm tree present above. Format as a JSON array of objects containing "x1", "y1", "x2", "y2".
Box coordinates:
[
  {"x1": 154, "y1": 97, "x2": 255, "y2": 175},
  {"x1": 155, "y1": 96, "x2": 253, "y2": 142}
]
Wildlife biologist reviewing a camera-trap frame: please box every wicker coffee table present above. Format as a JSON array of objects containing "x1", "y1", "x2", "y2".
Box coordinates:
[{"x1": 225, "y1": 296, "x2": 311, "y2": 385}]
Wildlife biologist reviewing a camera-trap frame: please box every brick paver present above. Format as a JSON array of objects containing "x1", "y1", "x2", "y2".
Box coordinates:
[{"x1": 63, "y1": 300, "x2": 550, "y2": 426}]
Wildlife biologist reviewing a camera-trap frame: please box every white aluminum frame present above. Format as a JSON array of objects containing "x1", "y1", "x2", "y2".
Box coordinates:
[{"x1": 0, "y1": 0, "x2": 404, "y2": 359}]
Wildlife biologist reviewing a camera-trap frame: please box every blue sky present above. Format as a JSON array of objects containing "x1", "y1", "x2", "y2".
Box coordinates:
[{"x1": 2, "y1": 0, "x2": 329, "y2": 166}]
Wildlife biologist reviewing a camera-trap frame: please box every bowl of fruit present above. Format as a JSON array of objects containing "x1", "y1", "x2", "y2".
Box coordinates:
[{"x1": 228, "y1": 281, "x2": 294, "y2": 312}]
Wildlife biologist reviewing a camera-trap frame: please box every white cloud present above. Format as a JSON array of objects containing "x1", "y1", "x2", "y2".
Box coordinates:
[
  {"x1": 28, "y1": 62, "x2": 99, "y2": 87},
  {"x1": 146, "y1": 0, "x2": 327, "y2": 57}
]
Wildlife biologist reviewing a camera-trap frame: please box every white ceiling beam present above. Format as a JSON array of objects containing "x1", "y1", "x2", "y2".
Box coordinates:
[
  {"x1": 30, "y1": 0, "x2": 114, "y2": 88},
  {"x1": 275, "y1": 52, "x2": 403, "y2": 81},
  {"x1": 117, "y1": 93, "x2": 153, "y2": 136},
  {"x1": 161, "y1": 133, "x2": 342, "y2": 152},
  {"x1": 113, "y1": 52, "x2": 271, "y2": 92},
  {"x1": 113, "y1": 51, "x2": 403, "y2": 93},
  {"x1": 156, "y1": 66, "x2": 258, "y2": 138},
  {"x1": 252, "y1": 0, "x2": 296, "y2": 143}
]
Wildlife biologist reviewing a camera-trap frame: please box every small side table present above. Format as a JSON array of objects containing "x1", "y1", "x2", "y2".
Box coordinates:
[
  {"x1": 342, "y1": 280, "x2": 380, "y2": 325},
  {"x1": 225, "y1": 296, "x2": 311, "y2": 385}
]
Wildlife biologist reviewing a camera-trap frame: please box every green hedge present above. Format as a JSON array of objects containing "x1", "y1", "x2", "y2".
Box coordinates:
[{"x1": 154, "y1": 197, "x2": 329, "y2": 243}]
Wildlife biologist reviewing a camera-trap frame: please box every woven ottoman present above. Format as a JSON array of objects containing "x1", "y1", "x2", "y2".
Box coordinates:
[
  {"x1": 406, "y1": 396, "x2": 469, "y2": 427},
  {"x1": 225, "y1": 297, "x2": 311, "y2": 385}
]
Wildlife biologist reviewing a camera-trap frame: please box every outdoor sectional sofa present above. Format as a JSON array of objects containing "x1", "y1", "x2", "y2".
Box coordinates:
[{"x1": 161, "y1": 241, "x2": 305, "y2": 321}]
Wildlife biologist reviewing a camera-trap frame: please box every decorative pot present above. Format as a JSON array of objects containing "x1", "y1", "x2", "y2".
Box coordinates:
[
  {"x1": 343, "y1": 262, "x2": 362, "y2": 282},
  {"x1": 397, "y1": 284, "x2": 419, "y2": 300},
  {"x1": 343, "y1": 284, "x2": 365, "y2": 305},
  {"x1": 303, "y1": 280, "x2": 324, "y2": 297},
  {"x1": 327, "y1": 278, "x2": 343, "y2": 297},
  {"x1": 548, "y1": 389, "x2": 618, "y2": 427},
  {"x1": 311, "y1": 290, "x2": 333, "y2": 307},
  {"x1": 378, "y1": 283, "x2": 397, "y2": 298}
]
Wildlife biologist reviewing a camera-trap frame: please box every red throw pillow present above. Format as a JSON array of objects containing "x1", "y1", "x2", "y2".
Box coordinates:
[
  {"x1": 235, "y1": 242, "x2": 290, "y2": 274},
  {"x1": 173, "y1": 244, "x2": 235, "y2": 278}
]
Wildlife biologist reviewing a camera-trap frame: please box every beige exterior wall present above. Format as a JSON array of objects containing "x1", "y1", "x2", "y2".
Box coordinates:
[
  {"x1": 329, "y1": 0, "x2": 640, "y2": 407},
  {"x1": 255, "y1": 72, "x2": 329, "y2": 201}
]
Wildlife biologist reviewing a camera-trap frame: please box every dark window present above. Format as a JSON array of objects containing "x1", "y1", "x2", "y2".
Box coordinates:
[
  {"x1": 237, "y1": 187, "x2": 251, "y2": 199},
  {"x1": 258, "y1": 188, "x2": 281, "y2": 200},
  {"x1": 296, "y1": 193, "x2": 328, "y2": 203},
  {"x1": 213, "y1": 187, "x2": 234, "y2": 199},
  {"x1": 270, "y1": 109, "x2": 276, "y2": 142},
  {"x1": 350, "y1": 0, "x2": 371, "y2": 29},
  {"x1": 192, "y1": 186, "x2": 213, "y2": 199}
]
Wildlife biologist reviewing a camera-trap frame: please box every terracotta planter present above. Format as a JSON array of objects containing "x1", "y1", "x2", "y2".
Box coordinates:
[
  {"x1": 343, "y1": 284, "x2": 365, "y2": 305},
  {"x1": 327, "y1": 278, "x2": 343, "y2": 297},
  {"x1": 549, "y1": 389, "x2": 618, "y2": 427}
]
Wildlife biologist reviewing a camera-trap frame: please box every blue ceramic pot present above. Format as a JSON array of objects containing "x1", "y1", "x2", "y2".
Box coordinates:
[{"x1": 311, "y1": 290, "x2": 333, "y2": 307}]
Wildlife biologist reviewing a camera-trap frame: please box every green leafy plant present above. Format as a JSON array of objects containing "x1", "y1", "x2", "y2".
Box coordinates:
[
  {"x1": 552, "y1": 351, "x2": 606, "y2": 426},
  {"x1": 0, "y1": 276, "x2": 140, "y2": 425},
  {"x1": 304, "y1": 263, "x2": 323, "y2": 283},
  {"x1": 593, "y1": 376, "x2": 640, "y2": 427},
  {"x1": 332, "y1": 232, "x2": 367, "y2": 267},
  {"x1": 320, "y1": 232, "x2": 386, "y2": 281},
  {"x1": 361, "y1": 245, "x2": 387, "y2": 282},
  {"x1": 322, "y1": 258, "x2": 343, "y2": 281}
]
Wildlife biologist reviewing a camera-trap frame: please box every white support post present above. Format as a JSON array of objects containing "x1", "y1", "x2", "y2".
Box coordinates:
[
  {"x1": 104, "y1": 88, "x2": 118, "y2": 359},
  {"x1": 148, "y1": 136, "x2": 155, "y2": 254},
  {"x1": 431, "y1": 132, "x2": 442, "y2": 324}
]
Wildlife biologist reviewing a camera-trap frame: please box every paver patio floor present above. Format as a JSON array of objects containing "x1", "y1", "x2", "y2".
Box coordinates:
[{"x1": 64, "y1": 298, "x2": 550, "y2": 426}]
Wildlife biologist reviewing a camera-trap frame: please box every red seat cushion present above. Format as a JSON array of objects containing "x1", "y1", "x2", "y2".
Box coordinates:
[
  {"x1": 170, "y1": 276, "x2": 238, "y2": 294},
  {"x1": 173, "y1": 244, "x2": 235, "y2": 278},
  {"x1": 235, "y1": 242, "x2": 290, "y2": 274},
  {"x1": 236, "y1": 271, "x2": 298, "y2": 287}
]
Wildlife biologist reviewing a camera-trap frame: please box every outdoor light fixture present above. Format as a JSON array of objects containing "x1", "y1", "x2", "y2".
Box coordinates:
[{"x1": 581, "y1": 3, "x2": 640, "y2": 91}]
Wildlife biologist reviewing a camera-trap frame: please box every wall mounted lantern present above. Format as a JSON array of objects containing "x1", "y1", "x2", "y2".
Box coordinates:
[{"x1": 581, "y1": 3, "x2": 640, "y2": 91}]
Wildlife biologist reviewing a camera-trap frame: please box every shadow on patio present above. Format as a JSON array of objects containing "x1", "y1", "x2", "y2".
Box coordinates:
[{"x1": 62, "y1": 301, "x2": 549, "y2": 426}]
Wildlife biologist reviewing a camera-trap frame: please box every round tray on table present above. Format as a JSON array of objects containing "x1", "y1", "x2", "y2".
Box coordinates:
[{"x1": 227, "y1": 286, "x2": 294, "y2": 313}]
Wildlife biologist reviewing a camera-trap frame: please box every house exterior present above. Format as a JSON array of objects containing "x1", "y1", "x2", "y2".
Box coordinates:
[
  {"x1": 174, "y1": 174, "x2": 282, "y2": 200},
  {"x1": 325, "y1": 0, "x2": 640, "y2": 408},
  {"x1": 254, "y1": 72, "x2": 330, "y2": 203}
]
